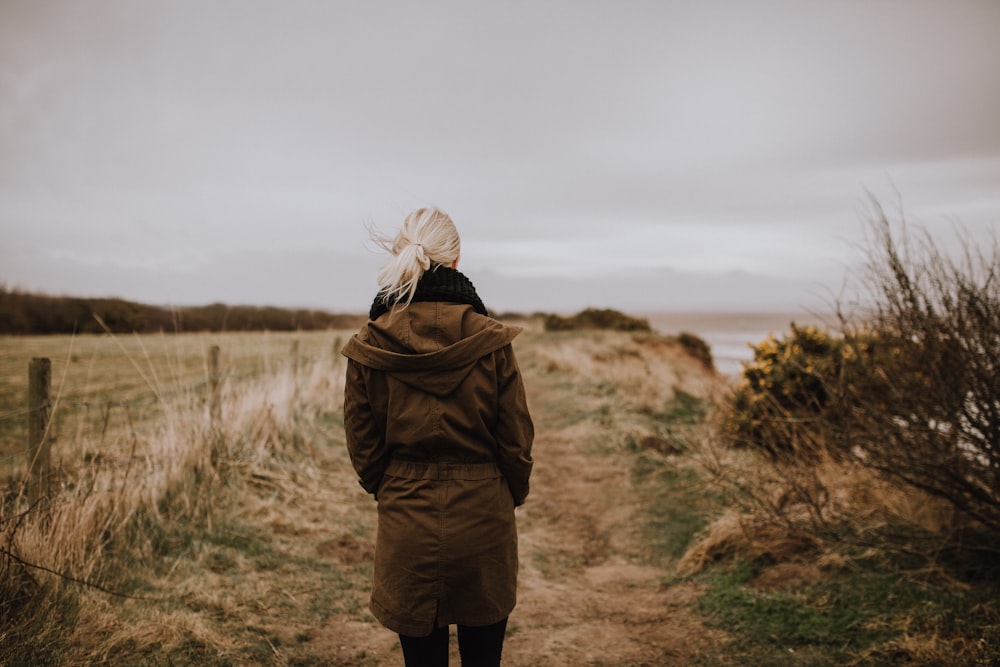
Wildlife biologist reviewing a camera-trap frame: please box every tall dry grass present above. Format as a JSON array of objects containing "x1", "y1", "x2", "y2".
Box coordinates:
[
  {"x1": 0, "y1": 331, "x2": 349, "y2": 664},
  {"x1": 681, "y1": 438, "x2": 960, "y2": 576}
]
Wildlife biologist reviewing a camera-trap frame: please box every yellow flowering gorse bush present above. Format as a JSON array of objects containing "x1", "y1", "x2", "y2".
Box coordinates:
[{"x1": 725, "y1": 323, "x2": 845, "y2": 459}]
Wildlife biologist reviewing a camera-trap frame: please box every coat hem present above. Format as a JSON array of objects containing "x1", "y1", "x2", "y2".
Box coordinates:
[{"x1": 370, "y1": 597, "x2": 515, "y2": 636}]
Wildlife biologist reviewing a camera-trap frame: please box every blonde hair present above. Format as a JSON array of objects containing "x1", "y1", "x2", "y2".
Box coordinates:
[{"x1": 371, "y1": 207, "x2": 461, "y2": 306}]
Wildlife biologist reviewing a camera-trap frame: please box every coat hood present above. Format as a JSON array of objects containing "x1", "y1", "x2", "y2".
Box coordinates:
[{"x1": 341, "y1": 302, "x2": 522, "y2": 397}]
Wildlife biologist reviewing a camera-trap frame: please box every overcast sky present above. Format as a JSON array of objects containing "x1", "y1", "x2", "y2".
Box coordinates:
[{"x1": 2, "y1": 0, "x2": 998, "y2": 315}]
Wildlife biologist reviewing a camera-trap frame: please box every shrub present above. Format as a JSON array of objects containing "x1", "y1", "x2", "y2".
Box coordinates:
[
  {"x1": 835, "y1": 203, "x2": 1000, "y2": 534},
  {"x1": 543, "y1": 308, "x2": 651, "y2": 332},
  {"x1": 676, "y1": 331, "x2": 714, "y2": 371},
  {"x1": 719, "y1": 201, "x2": 1000, "y2": 542},
  {"x1": 723, "y1": 323, "x2": 844, "y2": 460}
]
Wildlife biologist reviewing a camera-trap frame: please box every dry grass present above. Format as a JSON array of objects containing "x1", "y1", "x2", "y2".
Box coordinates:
[
  {"x1": 1, "y1": 326, "x2": 732, "y2": 665},
  {"x1": 530, "y1": 330, "x2": 722, "y2": 419},
  {"x1": 682, "y1": 389, "x2": 1000, "y2": 665},
  {"x1": 1, "y1": 330, "x2": 361, "y2": 665},
  {"x1": 2, "y1": 326, "x2": 996, "y2": 665},
  {"x1": 0, "y1": 331, "x2": 345, "y2": 469},
  {"x1": 679, "y1": 422, "x2": 972, "y2": 592}
]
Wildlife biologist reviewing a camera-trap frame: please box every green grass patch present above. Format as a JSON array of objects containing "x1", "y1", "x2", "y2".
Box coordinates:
[
  {"x1": 698, "y1": 561, "x2": 889, "y2": 654},
  {"x1": 662, "y1": 388, "x2": 708, "y2": 424},
  {"x1": 626, "y1": 387, "x2": 722, "y2": 567},
  {"x1": 691, "y1": 556, "x2": 1000, "y2": 666},
  {"x1": 630, "y1": 454, "x2": 721, "y2": 566}
]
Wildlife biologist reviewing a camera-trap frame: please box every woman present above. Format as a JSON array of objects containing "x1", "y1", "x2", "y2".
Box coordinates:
[{"x1": 341, "y1": 207, "x2": 534, "y2": 666}]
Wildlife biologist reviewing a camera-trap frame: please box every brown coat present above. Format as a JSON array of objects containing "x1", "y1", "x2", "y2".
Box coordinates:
[{"x1": 341, "y1": 301, "x2": 534, "y2": 635}]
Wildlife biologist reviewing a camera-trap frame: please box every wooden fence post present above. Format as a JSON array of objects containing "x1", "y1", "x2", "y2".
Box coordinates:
[
  {"x1": 208, "y1": 345, "x2": 221, "y2": 428},
  {"x1": 290, "y1": 340, "x2": 301, "y2": 405},
  {"x1": 27, "y1": 357, "x2": 52, "y2": 505}
]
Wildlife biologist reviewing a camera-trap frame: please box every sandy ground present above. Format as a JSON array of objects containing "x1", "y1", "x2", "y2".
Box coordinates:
[{"x1": 307, "y1": 334, "x2": 726, "y2": 666}]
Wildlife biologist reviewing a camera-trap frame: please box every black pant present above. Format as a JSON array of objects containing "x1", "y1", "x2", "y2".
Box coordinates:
[{"x1": 399, "y1": 617, "x2": 508, "y2": 667}]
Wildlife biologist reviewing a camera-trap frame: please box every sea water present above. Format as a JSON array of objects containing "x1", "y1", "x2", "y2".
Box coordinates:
[{"x1": 645, "y1": 311, "x2": 833, "y2": 378}]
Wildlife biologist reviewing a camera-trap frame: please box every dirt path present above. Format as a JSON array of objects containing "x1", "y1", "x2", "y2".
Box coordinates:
[
  {"x1": 306, "y1": 332, "x2": 724, "y2": 666},
  {"x1": 501, "y1": 420, "x2": 721, "y2": 665},
  {"x1": 500, "y1": 336, "x2": 724, "y2": 666}
]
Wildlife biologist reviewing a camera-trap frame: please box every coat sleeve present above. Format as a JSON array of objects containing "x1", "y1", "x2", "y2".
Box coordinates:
[
  {"x1": 343, "y1": 358, "x2": 388, "y2": 497},
  {"x1": 494, "y1": 344, "x2": 534, "y2": 506}
]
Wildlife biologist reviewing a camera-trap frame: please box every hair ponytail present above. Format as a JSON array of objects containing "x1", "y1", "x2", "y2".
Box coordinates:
[{"x1": 371, "y1": 207, "x2": 461, "y2": 307}]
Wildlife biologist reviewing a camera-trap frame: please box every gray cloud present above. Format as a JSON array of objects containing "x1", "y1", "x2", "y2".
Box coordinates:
[{"x1": 2, "y1": 0, "x2": 998, "y2": 313}]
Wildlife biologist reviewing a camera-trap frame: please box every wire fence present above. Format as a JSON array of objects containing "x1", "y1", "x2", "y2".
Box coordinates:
[
  {"x1": 0, "y1": 407, "x2": 34, "y2": 422},
  {"x1": 0, "y1": 333, "x2": 347, "y2": 499}
]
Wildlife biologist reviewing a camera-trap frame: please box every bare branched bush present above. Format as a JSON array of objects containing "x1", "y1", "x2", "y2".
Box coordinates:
[
  {"x1": 708, "y1": 199, "x2": 1000, "y2": 566},
  {"x1": 836, "y1": 201, "x2": 1000, "y2": 535}
]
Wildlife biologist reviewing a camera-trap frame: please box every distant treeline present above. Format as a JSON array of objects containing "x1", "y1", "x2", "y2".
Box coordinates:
[{"x1": 0, "y1": 287, "x2": 367, "y2": 335}]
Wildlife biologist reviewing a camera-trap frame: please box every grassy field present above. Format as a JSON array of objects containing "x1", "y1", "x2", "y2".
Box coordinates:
[
  {"x1": 1, "y1": 326, "x2": 997, "y2": 665},
  {"x1": 0, "y1": 331, "x2": 350, "y2": 479}
]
